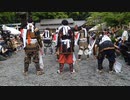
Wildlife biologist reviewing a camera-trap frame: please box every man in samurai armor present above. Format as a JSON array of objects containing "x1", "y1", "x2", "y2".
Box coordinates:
[
  {"x1": 43, "y1": 28, "x2": 53, "y2": 55},
  {"x1": 77, "y1": 27, "x2": 90, "y2": 60},
  {"x1": 23, "y1": 24, "x2": 44, "y2": 76},
  {"x1": 93, "y1": 31, "x2": 116, "y2": 73},
  {"x1": 56, "y1": 20, "x2": 75, "y2": 74}
]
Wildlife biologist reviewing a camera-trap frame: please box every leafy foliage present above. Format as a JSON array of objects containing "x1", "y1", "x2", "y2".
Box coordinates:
[
  {"x1": 0, "y1": 12, "x2": 16, "y2": 24},
  {"x1": 1, "y1": 12, "x2": 130, "y2": 29},
  {"x1": 87, "y1": 12, "x2": 130, "y2": 27}
]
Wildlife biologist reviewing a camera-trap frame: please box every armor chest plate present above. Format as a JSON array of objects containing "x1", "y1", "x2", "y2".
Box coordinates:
[
  {"x1": 79, "y1": 30, "x2": 85, "y2": 39},
  {"x1": 80, "y1": 32, "x2": 85, "y2": 38}
]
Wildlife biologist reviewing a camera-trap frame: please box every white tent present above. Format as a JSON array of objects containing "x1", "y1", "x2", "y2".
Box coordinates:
[
  {"x1": 88, "y1": 23, "x2": 106, "y2": 32},
  {"x1": 88, "y1": 24, "x2": 101, "y2": 32},
  {"x1": 2, "y1": 25, "x2": 21, "y2": 35}
]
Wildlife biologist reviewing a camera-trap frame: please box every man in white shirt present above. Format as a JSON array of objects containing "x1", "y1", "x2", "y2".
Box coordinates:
[
  {"x1": 121, "y1": 26, "x2": 128, "y2": 44},
  {"x1": 120, "y1": 26, "x2": 130, "y2": 64}
]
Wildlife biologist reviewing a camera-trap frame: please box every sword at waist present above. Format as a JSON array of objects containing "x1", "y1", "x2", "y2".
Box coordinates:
[
  {"x1": 61, "y1": 39, "x2": 71, "y2": 48},
  {"x1": 43, "y1": 37, "x2": 52, "y2": 40},
  {"x1": 80, "y1": 38, "x2": 87, "y2": 42}
]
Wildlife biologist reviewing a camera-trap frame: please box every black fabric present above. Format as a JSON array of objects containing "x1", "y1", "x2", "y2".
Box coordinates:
[{"x1": 99, "y1": 40, "x2": 114, "y2": 51}]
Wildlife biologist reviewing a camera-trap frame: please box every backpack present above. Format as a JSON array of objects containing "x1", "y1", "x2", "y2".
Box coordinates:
[{"x1": 57, "y1": 26, "x2": 74, "y2": 53}]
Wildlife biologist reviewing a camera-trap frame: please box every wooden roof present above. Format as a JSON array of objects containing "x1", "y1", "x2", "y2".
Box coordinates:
[
  {"x1": 35, "y1": 18, "x2": 86, "y2": 32},
  {"x1": 40, "y1": 18, "x2": 74, "y2": 25}
]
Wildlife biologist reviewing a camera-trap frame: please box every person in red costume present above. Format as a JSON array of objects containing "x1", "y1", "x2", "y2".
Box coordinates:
[{"x1": 56, "y1": 20, "x2": 75, "y2": 74}]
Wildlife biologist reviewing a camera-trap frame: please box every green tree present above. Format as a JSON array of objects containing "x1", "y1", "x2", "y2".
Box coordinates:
[
  {"x1": 66, "y1": 12, "x2": 89, "y2": 20},
  {"x1": 0, "y1": 12, "x2": 16, "y2": 24},
  {"x1": 87, "y1": 12, "x2": 130, "y2": 27},
  {"x1": 31, "y1": 12, "x2": 89, "y2": 22},
  {"x1": 31, "y1": 12, "x2": 68, "y2": 22}
]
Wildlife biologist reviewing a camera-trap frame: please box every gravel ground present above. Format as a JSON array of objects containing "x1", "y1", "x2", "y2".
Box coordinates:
[{"x1": 0, "y1": 45, "x2": 130, "y2": 86}]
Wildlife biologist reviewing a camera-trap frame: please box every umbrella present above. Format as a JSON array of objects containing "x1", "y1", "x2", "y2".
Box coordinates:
[{"x1": 2, "y1": 25, "x2": 21, "y2": 35}]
